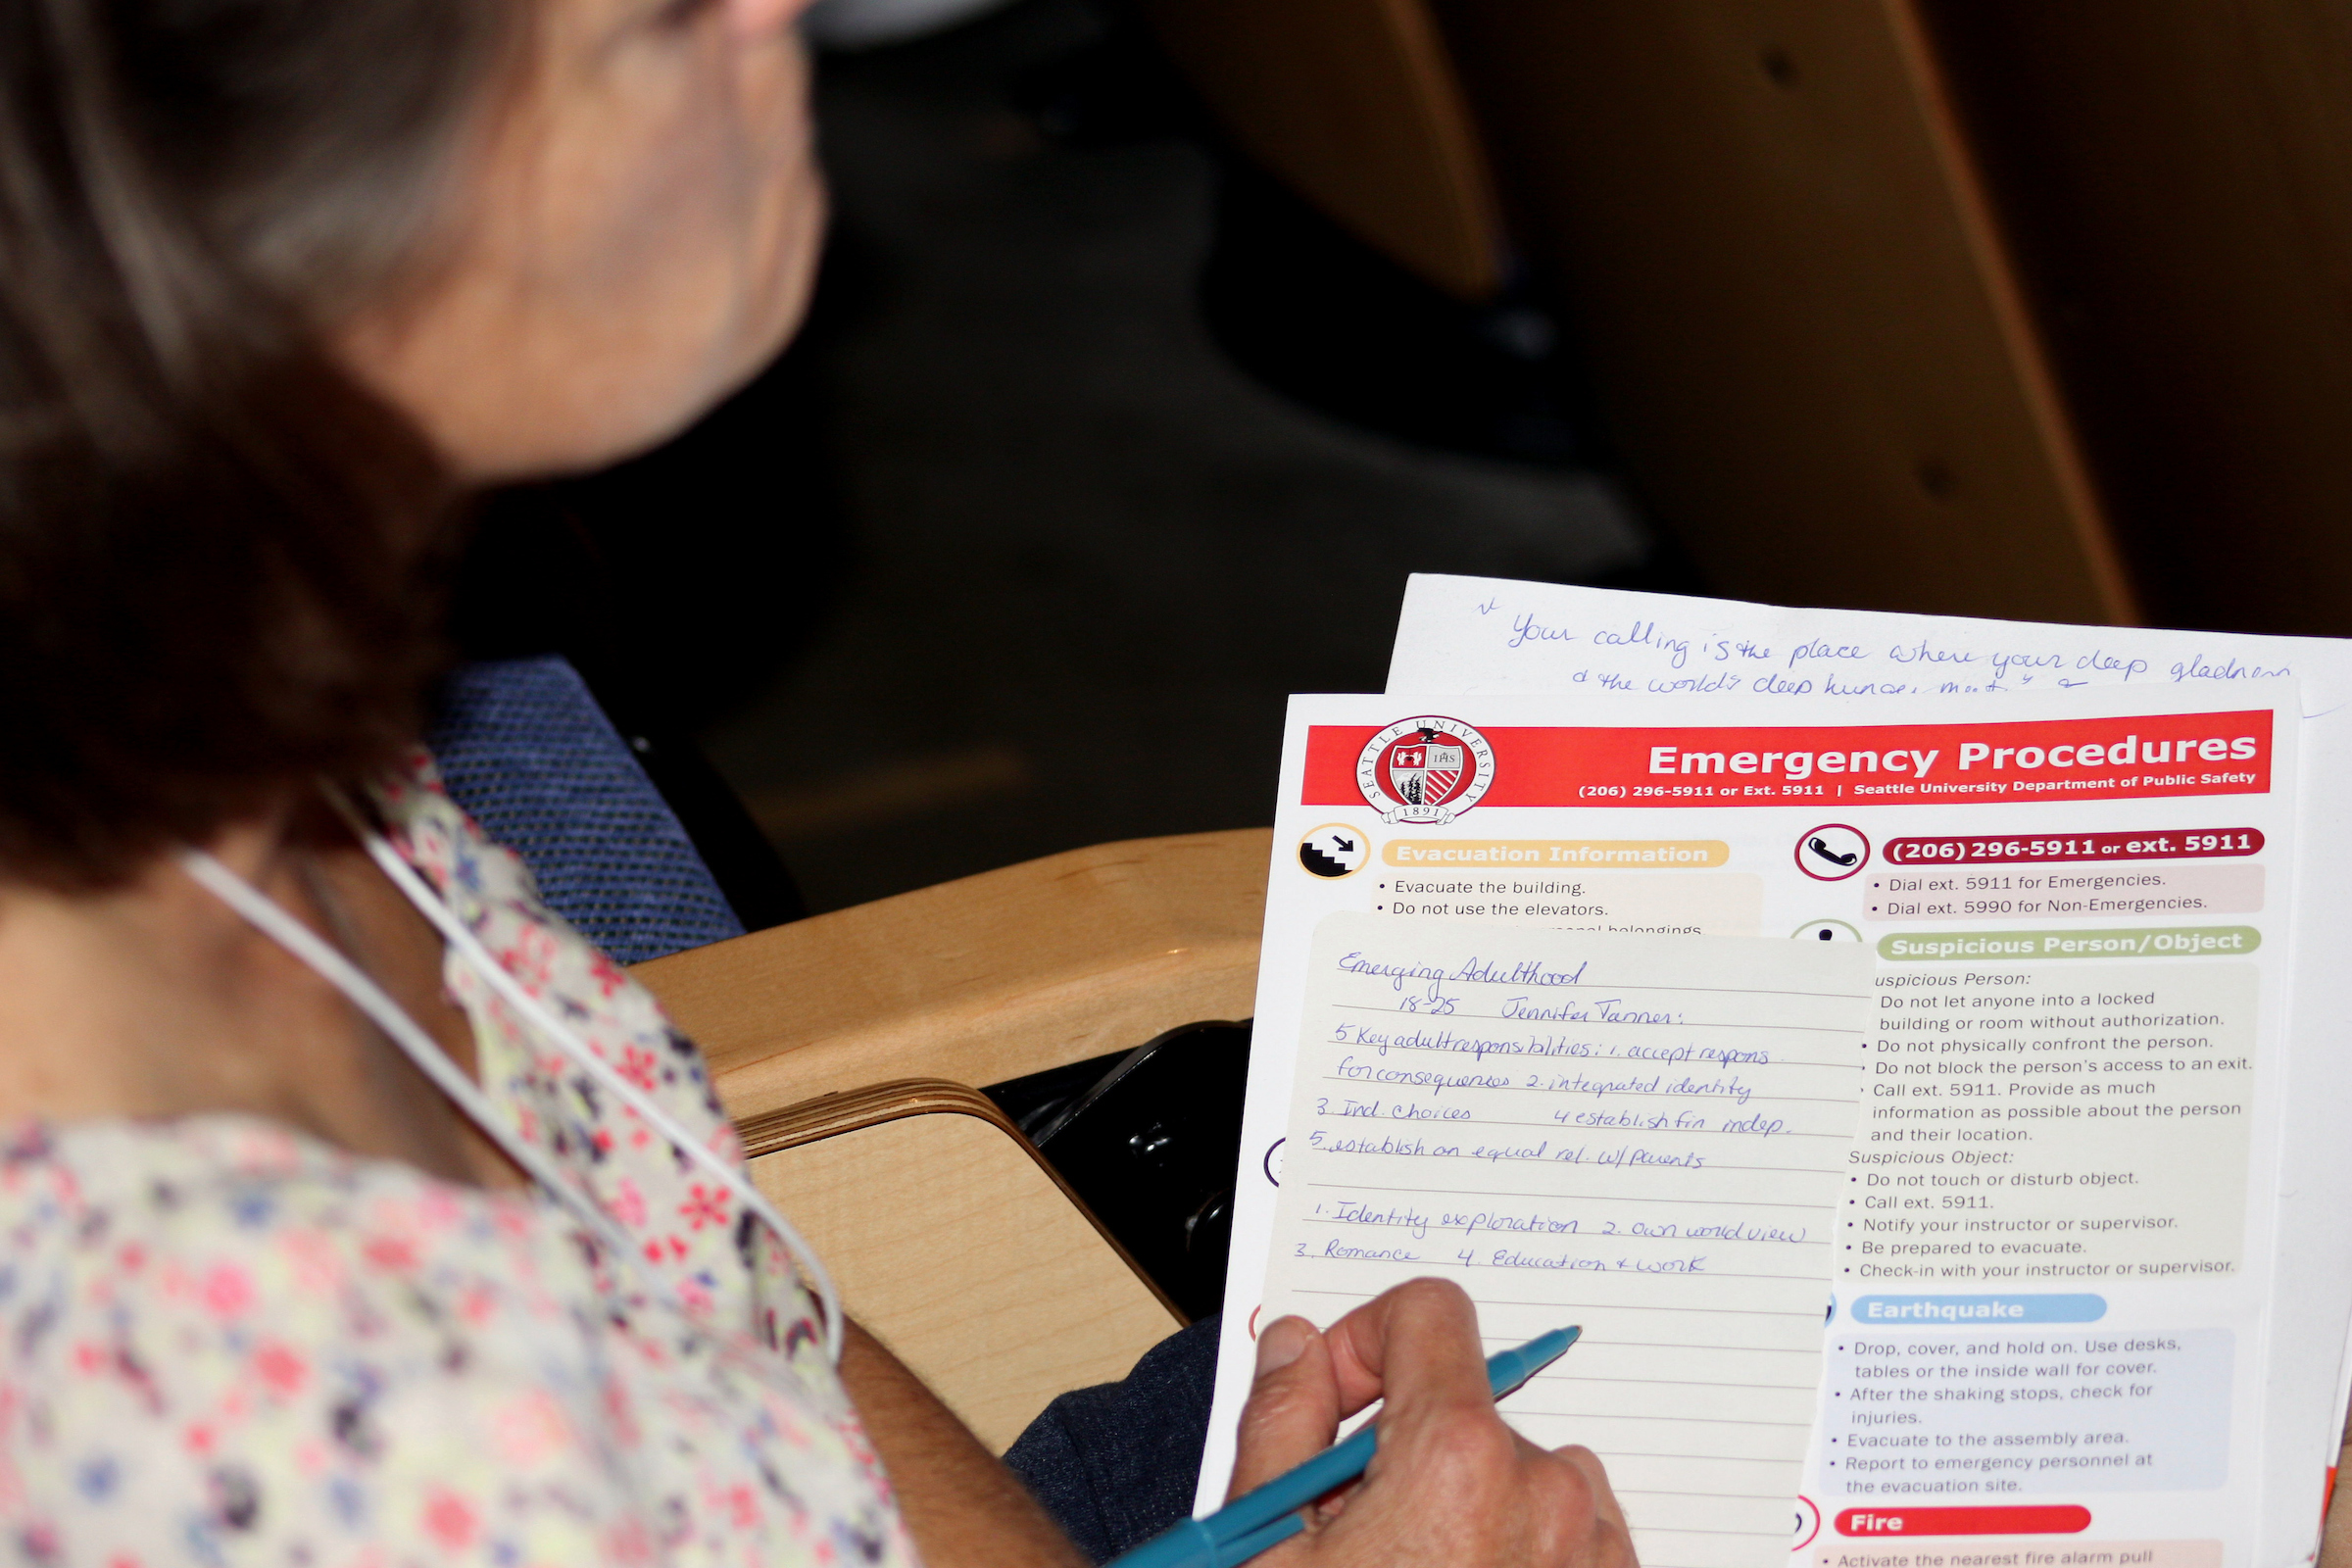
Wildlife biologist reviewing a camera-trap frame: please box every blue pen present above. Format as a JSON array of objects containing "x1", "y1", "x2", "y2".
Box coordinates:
[{"x1": 1109, "y1": 1325, "x2": 1583, "y2": 1568}]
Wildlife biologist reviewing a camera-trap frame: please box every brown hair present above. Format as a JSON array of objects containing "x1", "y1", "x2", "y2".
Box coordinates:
[{"x1": 0, "y1": 0, "x2": 516, "y2": 888}]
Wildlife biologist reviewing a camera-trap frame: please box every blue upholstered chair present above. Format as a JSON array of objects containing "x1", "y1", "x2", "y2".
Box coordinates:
[{"x1": 426, "y1": 655, "x2": 746, "y2": 964}]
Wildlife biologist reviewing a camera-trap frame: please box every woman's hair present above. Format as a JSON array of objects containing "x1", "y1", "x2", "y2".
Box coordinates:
[{"x1": 0, "y1": 0, "x2": 517, "y2": 888}]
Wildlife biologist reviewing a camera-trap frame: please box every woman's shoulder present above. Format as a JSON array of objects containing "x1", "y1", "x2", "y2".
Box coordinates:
[
  {"x1": 0, "y1": 1115, "x2": 910, "y2": 1568},
  {"x1": 0, "y1": 1113, "x2": 583, "y2": 1343},
  {"x1": 366, "y1": 753, "x2": 811, "y2": 1343},
  {"x1": 370, "y1": 749, "x2": 729, "y2": 1132},
  {"x1": 0, "y1": 1116, "x2": 630, "y2": 1562}
]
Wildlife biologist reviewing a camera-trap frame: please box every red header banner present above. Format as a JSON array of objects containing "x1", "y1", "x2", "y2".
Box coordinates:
[{"x1": 1303, "y1": 710, "x2": 2275, "y2": 809}]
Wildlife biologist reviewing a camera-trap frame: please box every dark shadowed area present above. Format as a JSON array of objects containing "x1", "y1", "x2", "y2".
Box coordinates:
[
  {"x1": 700, "y1": 0, "x2": 1646, "y2": 911},
  {"x1": 475, "y1": 0, "x2": 1651, "y2": 915}
]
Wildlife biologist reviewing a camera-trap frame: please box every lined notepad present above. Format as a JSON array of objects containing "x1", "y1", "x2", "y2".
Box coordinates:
[{"x1": 1259, "y1": 915, "x2": 1867, "y2": 1568}]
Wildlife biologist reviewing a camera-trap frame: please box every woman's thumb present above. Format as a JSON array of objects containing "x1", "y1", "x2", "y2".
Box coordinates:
[{"x1": 1227, "y1": 1316, "x2": 1342, "y2": 1498}]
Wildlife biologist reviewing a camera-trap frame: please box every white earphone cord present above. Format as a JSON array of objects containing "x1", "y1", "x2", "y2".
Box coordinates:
[
  {"x1": 177, "y1": 850, "x2": 640, "y2": 1264},
  {"x1": 179, "y1": 827, "x2": 843, "y2": 1365}
]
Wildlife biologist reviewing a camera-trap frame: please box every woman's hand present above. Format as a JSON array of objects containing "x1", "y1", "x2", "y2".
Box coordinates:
[{"x1": 1229, "y1": 1279, "x2": 1636, "y2": 1568}]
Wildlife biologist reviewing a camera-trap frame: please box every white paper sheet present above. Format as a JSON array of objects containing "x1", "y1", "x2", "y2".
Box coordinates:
[{"x1": 1382, "y1": 576, "x2": 2352, "y2": 1567}]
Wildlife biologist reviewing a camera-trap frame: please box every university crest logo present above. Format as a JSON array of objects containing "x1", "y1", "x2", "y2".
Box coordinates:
[{"x1": 1355, "y1": 716, "x2": 1495, "y2": 825}]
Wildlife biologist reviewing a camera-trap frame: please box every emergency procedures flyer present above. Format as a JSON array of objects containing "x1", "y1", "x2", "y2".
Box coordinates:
[
  {"x1": 1200, "y1": 680, "x2": 2302, "y2": 1568},
  {"x1": 1386, "y1": 575, "x2": 2352, "y2": 1568}
]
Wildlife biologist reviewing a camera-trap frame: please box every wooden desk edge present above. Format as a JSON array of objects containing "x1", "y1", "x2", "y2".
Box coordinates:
[{"x1": 634, "y1": 828, "x2": 1272, "y2": 1113}]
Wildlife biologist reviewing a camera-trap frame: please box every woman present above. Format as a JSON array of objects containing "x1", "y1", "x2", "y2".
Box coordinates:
[{"x1": 0, "y1": 0, "x2": 1636, "y2": 1562}]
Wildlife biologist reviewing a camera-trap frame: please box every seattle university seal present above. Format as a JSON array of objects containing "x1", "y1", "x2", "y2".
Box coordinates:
[{"x1": 1355, "y1": 716, "x2": 1494, "y2": 825}]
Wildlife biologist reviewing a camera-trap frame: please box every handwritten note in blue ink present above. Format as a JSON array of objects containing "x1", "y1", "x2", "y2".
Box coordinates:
[
  {"x1": 1392, "y1": 574, "x2": 2332, "y2": 708},
  {"x1": 1261, "y1": 915, "x2": 1866, "y2": 1568}
]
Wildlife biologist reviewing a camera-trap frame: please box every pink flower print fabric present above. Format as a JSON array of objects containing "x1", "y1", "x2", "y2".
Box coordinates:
[{"x1": 0, "y1": 753, "x2": 918, "y2": 1567}]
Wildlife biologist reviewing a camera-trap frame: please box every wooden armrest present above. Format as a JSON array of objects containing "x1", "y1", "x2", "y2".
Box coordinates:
[
  {"x1": 745, "y1": 1080, "x2": 1184, "y2": 1449},
  {"x1": 634, "y1": 829, "x2": 1270, "y2": 1125}
]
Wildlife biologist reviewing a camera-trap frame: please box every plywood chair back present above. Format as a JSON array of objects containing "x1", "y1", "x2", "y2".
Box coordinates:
[
  {"x1": 741, "y1": 1081, "x2": 1184, "y2": 1451},
  {"x1": 631, "y1": 830, "x2": 1270, "y2": 1446},
  {"x1": 1427, "y1": 0, "x2": 2137, "y2": 624},
  {"x1": 1146, "y1": 0, "x2": 1507, "y2": 300},
  {"x1": 1919, "y1": 0, "x2": 2352, "y2": 637}
]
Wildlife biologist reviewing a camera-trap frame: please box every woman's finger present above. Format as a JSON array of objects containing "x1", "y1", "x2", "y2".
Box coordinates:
[
  {"x1": 1336, "y1": 1279, "x2": 1494, "y2": 1450},
  {"x1": 1319, "y1": 1277, "x2": 1488, "y2": 1424}
]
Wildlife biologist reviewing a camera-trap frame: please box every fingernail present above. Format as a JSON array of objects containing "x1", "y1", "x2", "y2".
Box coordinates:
[{"x1": 1255, "y1": 1316, "x2": 1309, "y2": 1377}]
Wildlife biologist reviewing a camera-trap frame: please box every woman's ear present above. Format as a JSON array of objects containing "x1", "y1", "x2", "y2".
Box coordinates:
[{"x1": 726, "y1": 0, "x2": 817, "y2": 42}]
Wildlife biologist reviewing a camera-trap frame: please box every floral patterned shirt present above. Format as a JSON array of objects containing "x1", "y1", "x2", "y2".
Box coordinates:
[{"x1": 0, "y1": 754, "x2": 919, "y2": 1568}]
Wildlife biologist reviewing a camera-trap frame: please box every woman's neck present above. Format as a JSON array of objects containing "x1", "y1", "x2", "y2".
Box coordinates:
[{"x1": 0, "y1": 810, "x2": 519, "y2": 1187}]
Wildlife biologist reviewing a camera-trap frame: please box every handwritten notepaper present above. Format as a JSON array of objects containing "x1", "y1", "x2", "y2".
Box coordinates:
[
  {"x1": 1261, "y1": 915, "x2": 1867, "y2": 1568},
  {"x1": 1386, "y1": 572, "x2": 2333, "y2": 705}
]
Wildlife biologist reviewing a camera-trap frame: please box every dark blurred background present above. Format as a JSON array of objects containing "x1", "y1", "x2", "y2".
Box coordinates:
[
  {"x1": 462, "y1": 0, "x2": 2352, "y2": 921},
  {"x1": 463, "y1": 0, "x2": 1661, "y2": 915}
]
